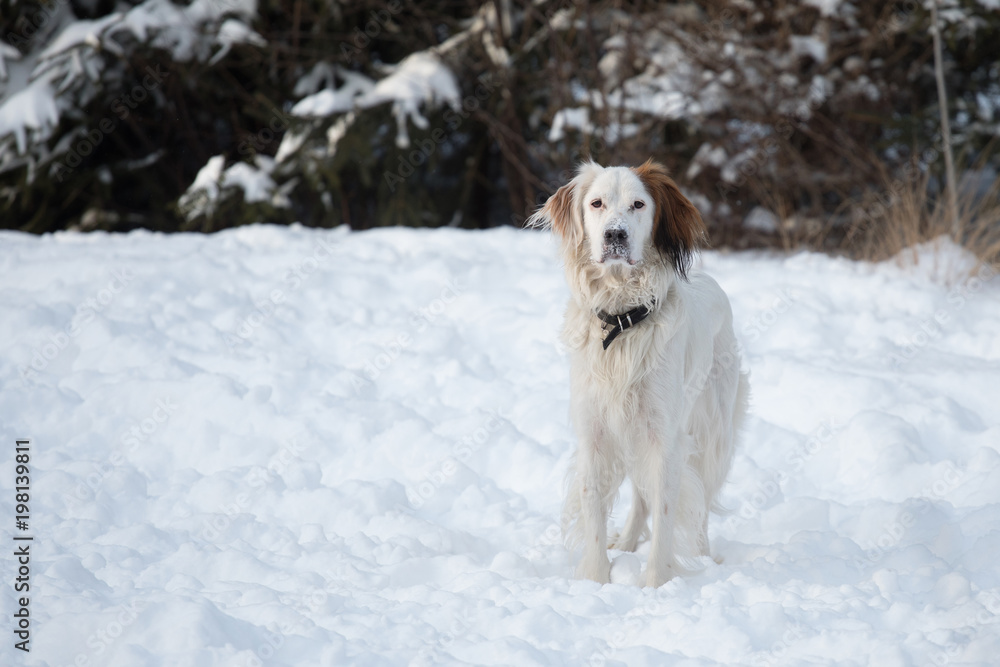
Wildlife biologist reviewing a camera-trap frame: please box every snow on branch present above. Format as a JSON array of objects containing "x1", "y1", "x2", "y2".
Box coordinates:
[
  {"x1": 0, "y1": 0, "x2": 265, "y2": 173},
  {"x1": 287, "y1": 51, "x2": 461, "y2": 155}
]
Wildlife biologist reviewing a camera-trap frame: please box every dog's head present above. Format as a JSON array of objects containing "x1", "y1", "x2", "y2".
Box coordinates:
[{"x1": 528, "y1": 159, "x2": 706, "y2": 278}]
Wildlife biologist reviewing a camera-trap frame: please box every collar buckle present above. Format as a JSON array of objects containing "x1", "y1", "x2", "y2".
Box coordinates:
[{"x1": 595, "y1": 301, "x2": 654, "y2": 350}]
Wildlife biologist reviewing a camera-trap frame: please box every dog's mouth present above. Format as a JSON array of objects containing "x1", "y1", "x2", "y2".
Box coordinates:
[{"x1": 600, "y1": 245, "x2": 635, "y2": 265}]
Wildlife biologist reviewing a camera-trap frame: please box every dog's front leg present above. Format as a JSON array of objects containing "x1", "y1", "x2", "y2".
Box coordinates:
[
  {"x1": 645, "y1": 436, "x2": 683, "y2": 588},
  {"x1": 574, "y1": 440, "x2": 613, "y2": 584},
  {"x1": 610, "y1": 482, "x2": 648, "y2": 552}
]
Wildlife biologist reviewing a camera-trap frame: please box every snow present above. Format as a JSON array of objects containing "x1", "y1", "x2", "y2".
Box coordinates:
[
  {"x1": 743, "y1": 206, "x2": 780, "y2": 233},
  {"x1": 0, "y1": 42, "x2": 22, "y2": 81},
  {"x1": 548, "y1": 107, "x2": 592, "y2": 142},
  {"x1": 290, "y1": 69, "x2": 374, "y2": 117},
  {"x1": 0, "y1": 75, "x2": 60, "y2": 156},
  {"x1": 221, "y1": 160, "x2": 277, "y2": 204},
  {"x1": 177, "y1": 154, "x2": 225, "y2": 213},
  {"x1": 291, "y1": 52, "x2": 461, "y2": 151},
  {"x1": 177, "y1": 155, "x2": 285, "y2": 219},
  {"x1": 790, "y1": 35, "x2": 828, "y2": 64},
  {"x1": 36, "y1": 14, "x2": 123, "y2": 63},
  {"x1": 802, "y1": 0, "x2": 843, "y2": 17},
  {"x1": 118, "y1": 0, "x2": 260, "y2": 63},
  {"x1": 544, "y1": 29, "x2": 744, "y2": 144},
  {"x1": 2, "y1": 227, "x2": 1000, "y2": 665},
  {"x1": 0, "y1": 0, "x2": 265, "y2": 172},
  {"x1": 359, "y1": 52, "x2": 462, "y2": 149},
  {"x1": 208, "y1": 19, "x2": 268, "y2": 66},
  {"x1": 686, "y1": 142, "x2": 728, "y2": 180}
]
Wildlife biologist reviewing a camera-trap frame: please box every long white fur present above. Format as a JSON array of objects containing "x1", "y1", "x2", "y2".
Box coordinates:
[{"x1": 528, "y1": 161, "x2": 750, "y2": 587}]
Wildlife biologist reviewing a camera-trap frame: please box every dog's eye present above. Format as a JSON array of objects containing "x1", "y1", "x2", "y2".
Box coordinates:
[
  {"x1": 591, "y1": 199, "x2": 602, "y2": 209},
  {"x1": 634, "y1": 201, "x2": 645, "y2": 209}
]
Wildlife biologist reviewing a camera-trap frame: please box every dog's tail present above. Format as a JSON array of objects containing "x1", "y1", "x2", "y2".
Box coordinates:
[
  {"x1": 732, "y1": 369, "x2": 752, "y2": 440},
  {"x1": 673, "y1": 460, "x2": 709, "y2": 572},
  {"x1": 707, "y1": 368, "x2": 751, "y2": 516}
]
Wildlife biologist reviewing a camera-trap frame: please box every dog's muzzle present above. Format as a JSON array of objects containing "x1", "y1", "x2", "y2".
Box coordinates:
[{"x1": 600, "y1": 223, "x2": 632, "y2": 264}]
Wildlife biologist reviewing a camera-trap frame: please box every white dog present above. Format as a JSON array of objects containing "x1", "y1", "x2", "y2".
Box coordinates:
[{"x1": 528, "y1": 159, "x2": 749, "y2": 587}]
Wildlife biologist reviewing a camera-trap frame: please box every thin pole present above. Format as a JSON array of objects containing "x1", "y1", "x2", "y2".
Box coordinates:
[{"x1": 931, "y1": 0, "x2": 960, "y2": 237}]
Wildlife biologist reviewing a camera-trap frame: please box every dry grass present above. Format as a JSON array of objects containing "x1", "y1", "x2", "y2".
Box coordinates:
[
  {"x1": 844, "y1": 159, "x2": 1000, "y2": 270},
  {"x1": 960, "y1": 177, "x2": 1000, "y2": 266}
]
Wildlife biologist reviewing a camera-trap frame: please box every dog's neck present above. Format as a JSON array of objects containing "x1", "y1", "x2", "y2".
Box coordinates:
[{"x1": 565, "y1": 241, "x2": 672, "y2": 315}]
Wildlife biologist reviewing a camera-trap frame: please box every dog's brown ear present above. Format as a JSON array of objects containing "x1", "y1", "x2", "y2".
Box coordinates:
[
  {"x1": 632, "y1": 159, "x2": 707, "y2": 279},
  {"x1": 543, "y1": 182, "x2": 581, "y2": 244},
  {"x1": 526, "y1": 163, "x2": 602, "y2": 247}
]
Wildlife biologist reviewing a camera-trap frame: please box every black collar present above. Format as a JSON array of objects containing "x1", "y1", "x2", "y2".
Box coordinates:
[{"x1": 596, "y1": 302, "x2": 654, "y2": 350}]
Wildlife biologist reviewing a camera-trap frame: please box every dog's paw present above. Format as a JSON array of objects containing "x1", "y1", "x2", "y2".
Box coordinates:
[
  {"x1": 608, "y1": 532, "x2": 639, "y2": 552},
  {"x1": 607, "y1": 530, "x2": 623, "y2": 550},
  {"x1": 644, "y1": 565, "x2": 677, "y2": 588},
  {"x1": 576, "y1": 557, "x2": 612, "y2": 584},
  {"x1": 608, "y1": 526, "x2": 646, "y2": 552}
]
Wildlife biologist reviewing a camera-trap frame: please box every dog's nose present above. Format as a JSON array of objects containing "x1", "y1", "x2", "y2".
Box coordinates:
[{"x1": 604, "y1": 227, "x2": 628, "y2": 245}]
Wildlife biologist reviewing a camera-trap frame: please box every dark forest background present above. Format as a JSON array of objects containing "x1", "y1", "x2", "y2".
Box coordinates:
[{"x1": 1, "y1": 0, "x2": 998, "y2": 260}]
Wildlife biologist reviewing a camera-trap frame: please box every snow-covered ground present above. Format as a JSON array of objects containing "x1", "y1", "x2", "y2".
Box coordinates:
[{"x1": 2, "y1": 225, "x2": 1000, "y2": 666}]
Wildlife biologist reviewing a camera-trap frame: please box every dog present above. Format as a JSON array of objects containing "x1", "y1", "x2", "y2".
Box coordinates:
[{"x1": 528, "y1": 159, "x2": 749, "y2": 587}]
